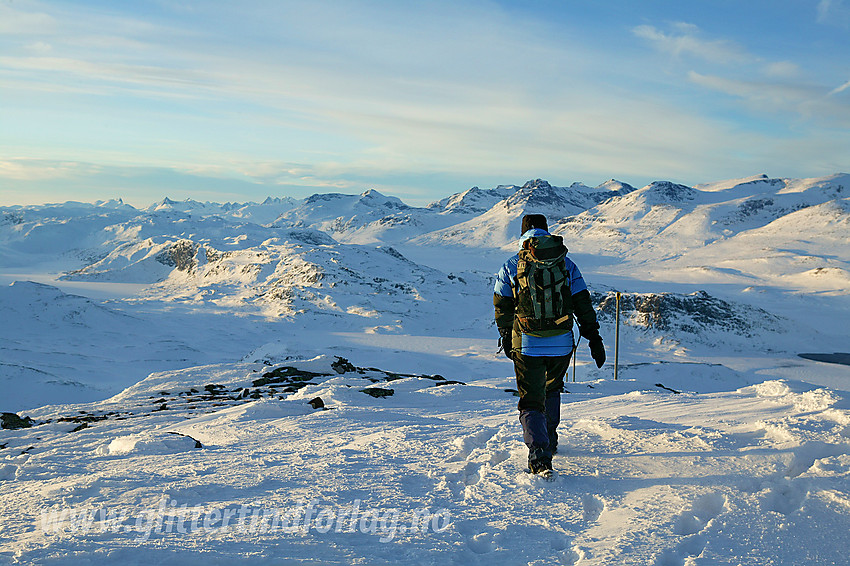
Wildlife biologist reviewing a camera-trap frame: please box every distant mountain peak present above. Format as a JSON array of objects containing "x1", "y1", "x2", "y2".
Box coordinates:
[
  {"x1": 597, "y1": 179, "x2": 636, "y2": 193},
  {"x1": 304, "y1": 193, "x2": 347, "y2": 204},
  {"x1": 645, "y1": 181, "x2": 697, "y2": 202},
  {"x1": 521, "y1": 179, "x2": 553, "y2": 190},
  {"x1": 360, "y1": 188, "x2": 385, "y2": 198},
  {"x1": 262, "y1": 196, "x2": 290, "y2": 205}
]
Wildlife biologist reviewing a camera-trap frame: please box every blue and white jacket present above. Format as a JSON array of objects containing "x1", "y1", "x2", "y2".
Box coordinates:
[{"x1": 493, "y1": 228, "x2": 588, "y2": 357}]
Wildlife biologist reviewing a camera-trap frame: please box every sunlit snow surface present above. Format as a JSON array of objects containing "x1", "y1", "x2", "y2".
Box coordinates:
[{"x1": 2, "y1": 174, "x2": 850, "y2": 564}]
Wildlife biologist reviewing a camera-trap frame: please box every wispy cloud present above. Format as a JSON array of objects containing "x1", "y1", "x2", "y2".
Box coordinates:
[
  {"x1": 817, "y1": 0, "x2": 850, "y2": 27},
  {"x1": 1, "y1": 1, "x2": 848, "y2": 206},
  {"x1": 0, "y1": 158, "x2": 101, "y2": 181},
  {"x1": 632, "y1": 23, "x2": 752, "y2": 65},
  {"x1": 829, "y1": 79, "x2": 850, "y2": 96},
  {"x1": 633, "y1": 21, "x2": 850, "y2": 129},
  {"x1": 687, "y1": 70, "x2": 850, "y2": 128}
]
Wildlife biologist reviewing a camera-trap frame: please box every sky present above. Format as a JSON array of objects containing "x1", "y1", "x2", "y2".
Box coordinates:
[{"x1": 1, "y1": 0, "x2": 849, "y2": 207}]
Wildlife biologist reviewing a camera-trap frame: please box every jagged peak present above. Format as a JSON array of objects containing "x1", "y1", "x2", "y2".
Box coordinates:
[{"x1": 520, "y1": 179, "x2": 553, "y2": 190}]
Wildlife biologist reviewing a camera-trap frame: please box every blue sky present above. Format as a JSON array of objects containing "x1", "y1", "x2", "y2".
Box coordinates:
[{"x1": 1, "y1": 0, "x2": 849, "y2": 206}]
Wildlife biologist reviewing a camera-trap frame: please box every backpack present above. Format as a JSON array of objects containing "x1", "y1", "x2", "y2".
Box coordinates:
[{"x1": 512, "y1": 234, "x2": 573, "y2": 337}]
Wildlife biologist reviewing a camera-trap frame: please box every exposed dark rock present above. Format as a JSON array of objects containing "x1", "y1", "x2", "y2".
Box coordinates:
[
  {"x1": 421, "y1": 374, "x2": 447, "y2": 381},
  {"x1": 156, "y1": 239, "x2": 198, "y2": 271},
  {"x1": 434, "y1": 380, "x2": 466, "y2": 386},
  {"x1": 252, "y1": 366, "x2": 330, "y2": 387},
  {"x1": 331, "y1": 356, "x2": 357, "y2": 374},
  {"x1": 1, "y1": 413, "x2": 34, "y2": 430},
  {"x1": 166, "y1": 432, "x2": 203, "y2": 448},
  {"x1": 71, "y1": 423, "x2": 89, "y2": 432},
  {"x1": 57, "y1": 414, "x2": 108, "y2": 424},
  {"x1": 378, "y1": 246, "x2": 408, "y2": 261},
  {"x1": 595, "y1": 290, "x2": 784, "y2": 337},
  {"x1": 308, "y1": 397, "x2": 325, "y2": 409},
  {"x1": 360, "y1": 387, "x2": 394, "y2": 398},
  {"x1": 646, "y1": 181, "x2": 698, "y2": 202}
]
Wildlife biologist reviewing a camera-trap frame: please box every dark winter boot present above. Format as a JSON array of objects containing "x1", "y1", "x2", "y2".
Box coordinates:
[{"x1": 527, "y1": 446, "x2": 553, "y2": 474}]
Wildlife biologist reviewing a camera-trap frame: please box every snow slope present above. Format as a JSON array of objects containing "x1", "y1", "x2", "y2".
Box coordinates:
[
  {"x1": 555, "y1": 174, "x2": 850, "y2": 295},
  {"x1": 2, "y1": 172, "x2": 850, "y2": 564},
  {"x1": 3, "y1": 354, "x2": 850, "y2": 565}
]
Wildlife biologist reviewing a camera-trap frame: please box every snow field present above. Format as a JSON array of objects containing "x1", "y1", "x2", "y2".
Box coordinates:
[
  {"x1": 3, "y1": 355, "x2": 850, "y2": 564},
  {"x1": 3, "y1": 173, "x2": 850, "y2": 564}
]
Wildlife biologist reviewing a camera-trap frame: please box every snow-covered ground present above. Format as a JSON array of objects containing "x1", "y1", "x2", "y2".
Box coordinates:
[{"x1": 2, "y1": 173, "x2": 849, "y2": 564}]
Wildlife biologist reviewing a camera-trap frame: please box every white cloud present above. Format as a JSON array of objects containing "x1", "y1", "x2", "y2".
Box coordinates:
[
  {"x1": 689, "y1": 72, "x2": 850, "y2": 127},
  {"x1": 763, "y1": 61, "x2": 801, "y2": 79},
  {"x1": 25, "y1": 41, "x2": 53, "y2": 54},
  {"x1": 0, "y1": 158, "x2": 101, "y2": 181},
  {"x1": 817, "y1": 0, "x2": 850, "y2": 27},
  {"x1": 632, "y1": 23, "x2": 752, "y2": 64},
  {"x1": 0, "y1": 3, "x2": 57, "y2": 35},
  {"x1": 1, "y1": 1, "x2": 847, "y2": 202},
  {"x1": 829, "y1": 79, "x2": 850, "y2": 96}
]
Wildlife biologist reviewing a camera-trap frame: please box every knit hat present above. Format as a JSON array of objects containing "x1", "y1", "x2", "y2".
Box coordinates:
[{"x1": 521, "y1": 214, "x2": 548, "y2": 234}]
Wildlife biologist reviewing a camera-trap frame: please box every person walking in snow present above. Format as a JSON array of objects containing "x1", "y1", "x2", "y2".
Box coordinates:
[{"x1": 494, "y1": 214, "x2": 606, "y2": 475}]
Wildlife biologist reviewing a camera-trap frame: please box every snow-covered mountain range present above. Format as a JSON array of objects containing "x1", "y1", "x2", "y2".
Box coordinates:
[{"x1": 2, "y1": 173, "x2": 850, "y2": 565}]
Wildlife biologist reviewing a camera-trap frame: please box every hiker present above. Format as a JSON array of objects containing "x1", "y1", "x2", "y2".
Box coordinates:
[{"x1": 494, "y1": 214, "x2": 606, "y2": 475}]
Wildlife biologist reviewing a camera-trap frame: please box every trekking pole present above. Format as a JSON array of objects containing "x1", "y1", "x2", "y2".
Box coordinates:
[
  {"x1": 570, "y1": 320, "x2": 581, "y2": 382},
  {"x1": 614, "y1": 291, "x2": 620, "y2": 380},
  {"x1": 572, "y1": 337, "x2": 577, "y2": 383}
]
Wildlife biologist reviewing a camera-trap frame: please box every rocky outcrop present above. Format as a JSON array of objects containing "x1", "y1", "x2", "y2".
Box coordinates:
[
  {"x1": 1, "y1": 413, "x2": 33, "y2": 430},
  {"x1": 595, "y1": 290, "x2": 785, "y2": 338}
]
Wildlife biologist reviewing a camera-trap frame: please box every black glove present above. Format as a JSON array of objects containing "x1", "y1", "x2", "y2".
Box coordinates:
[
  {"x1": 498, "y1": 327, "x2": 513, "y2": 360},
  {"x1": 588, "y1": 335, "x2": 606, "y2": 368}
]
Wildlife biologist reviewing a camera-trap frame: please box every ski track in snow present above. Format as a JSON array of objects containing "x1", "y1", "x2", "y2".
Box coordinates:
[{"x1": 3, "y1": 174, "x2": 850, "y2": 564}]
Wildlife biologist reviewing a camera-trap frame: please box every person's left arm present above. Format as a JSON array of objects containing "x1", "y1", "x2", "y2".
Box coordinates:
[{"x1": 493, "y1": 262, "x2": 515, "y2": 357}]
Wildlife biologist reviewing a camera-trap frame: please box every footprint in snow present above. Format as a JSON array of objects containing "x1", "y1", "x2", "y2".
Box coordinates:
[
  {"x1": 672, "y1": 492, "x2": 726, "y2": 536},
  {"x1": 761, "y1": 479, "x2": 807, "y2": 515},
  {"x1": 581, "y1": 494, "x2": 604, "y2": 522},
  {"x1": 449, "y1": 426, "x2": 501, "y2": 461},
  {"x1": 488, "y1": 449, "x2": 511, "y2": 466},
  {"x1": 466, "y1": 531, "x2": 496, "y2": 554},
  {"x1": 461, "y1": 461, "x2": 483, "y2": 486},
  {"x1": 785, "y1": 440, "x2": 848, "y2": 479},
  {"x1": 558, "y1": 545, "x2": 586, "y2": 565},
  {"x1": 657, "y1": 492, "x2": 726, "y2": 564}
]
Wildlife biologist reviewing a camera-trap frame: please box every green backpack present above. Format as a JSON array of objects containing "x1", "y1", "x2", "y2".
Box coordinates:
[{"x1": 512, "y1": 234, "x2": 573, "y2": 338}]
